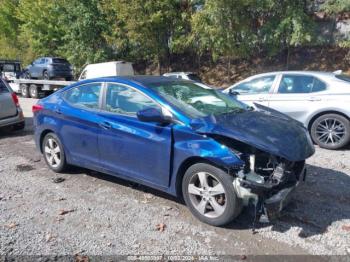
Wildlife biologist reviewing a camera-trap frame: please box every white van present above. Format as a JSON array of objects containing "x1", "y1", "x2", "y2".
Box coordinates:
[{"x1": 79, "y1": 61, "x2": 134, "y2": 80}]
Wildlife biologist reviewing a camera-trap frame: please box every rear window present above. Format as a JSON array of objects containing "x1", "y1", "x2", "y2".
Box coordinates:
[
  {"x1": 52, "y1": 58, "x2": 69, "y2": 64},
  {"x1": 0, "y1": 79, "x2": 9, "y2": 93},
  {"x1": 335, "y1": 74, "x2": 350, "y2": 83}
]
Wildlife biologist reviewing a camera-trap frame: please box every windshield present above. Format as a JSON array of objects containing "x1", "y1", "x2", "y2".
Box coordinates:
[{"x1": 148, "y1": 81, "x2": 246, "y2": 118}]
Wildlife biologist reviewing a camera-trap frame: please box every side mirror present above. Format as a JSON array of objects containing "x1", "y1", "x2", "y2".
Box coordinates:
[
  {"x1": 137, "y1": 107, "x2": 173, "y2": 124},
  {"x1": 229, "y1": 89, "x2": 240, "y2": 96}
]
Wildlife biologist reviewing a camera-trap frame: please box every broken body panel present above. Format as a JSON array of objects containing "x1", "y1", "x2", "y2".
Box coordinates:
[{"x1": 181, "y1": 106, "x2": 315, "y2": 221}]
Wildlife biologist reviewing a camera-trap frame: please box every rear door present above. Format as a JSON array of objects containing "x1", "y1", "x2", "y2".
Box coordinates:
[
  {"x1": 0, "y1": 79, "x2": 17, "y2": 119},
  {"x1": 230, "y1": 75, "x2": 277, "y2": 106},
  {"x1": 267, "y1": 74, "x2": 327, "y2": 124},
  {"x1": 58, "y1": 82, "x2": 104, "y2": 167}
]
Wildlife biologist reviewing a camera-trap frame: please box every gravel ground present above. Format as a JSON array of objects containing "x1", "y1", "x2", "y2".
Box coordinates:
[{"x1": 0, "y1": 98, "x2": 349, "y2": 257}]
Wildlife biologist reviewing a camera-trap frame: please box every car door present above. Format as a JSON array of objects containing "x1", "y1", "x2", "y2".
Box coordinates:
[
  {"x1": 98, "y1": 82, "x2": 172, "y2": 187},
  {"x1": 0, "y1": 79, "x2": 17, "y2": 119},
  {"x1": 267, "y1": 74, "x2": 327, "y2": 124},
  {"x1": 58, "y1": 82, "x2": 104, "y2": 168},
  {"x1": 229, "y1": 75, "x2": 277, "y2": 106}
]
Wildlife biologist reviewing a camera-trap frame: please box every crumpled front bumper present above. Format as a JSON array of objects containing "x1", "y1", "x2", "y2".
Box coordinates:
[
  {"x1": 264, "y1": 167, "x2": 306, "y2": 221},
  {"x1": 234, "y1": 165, "x2": 307, "y2": 222}
]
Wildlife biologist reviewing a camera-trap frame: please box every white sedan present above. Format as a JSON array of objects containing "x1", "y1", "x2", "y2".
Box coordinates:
[{"x1": 224, "y1": 71, "x2": 350, "y2": 150}]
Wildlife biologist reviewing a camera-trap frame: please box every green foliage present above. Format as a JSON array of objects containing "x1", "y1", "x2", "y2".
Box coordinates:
[
  {"x1": 57, "y1": 0, "x2": 112, "y2": 70},
  {"x1": 321, "y1": 0, "x2": 350, "y2": 49},
  {"x1": 261, "y1": 1, "x2": 315, "y2": 55},
  {"x1": 17, "y1": 0, "x2": 64, "y2": 59},
  {"x1": 0, "y1": 0, "x2": 344, "y2": 71},
  {"x1": 321, "y1": 0, "x2": 350, "y2": 14}
]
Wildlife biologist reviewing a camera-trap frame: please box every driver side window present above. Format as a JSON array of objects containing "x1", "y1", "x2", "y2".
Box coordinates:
[
  {"x1": 234, "y1": 76, "x2": 275, "y2": 94},
  {"x1": 105, "y1": 83, "x2": 159, "y2": 116}
]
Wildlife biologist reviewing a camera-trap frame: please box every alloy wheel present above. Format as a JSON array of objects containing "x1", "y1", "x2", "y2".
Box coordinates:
[
  {"x1": 316, "y1": 118, "x2": 346, "y2": 146},
  {"x1": 44, "y1": 137, "x2": 61, "y2": 168},
  {"x1": 188, "y1": 172, "x2": 227, "y2": 218}
]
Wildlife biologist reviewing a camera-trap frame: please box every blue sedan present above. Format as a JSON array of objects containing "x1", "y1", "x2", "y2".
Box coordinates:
[{"x1": 33, "y1": 76, "x2": 315, "y2": 226}]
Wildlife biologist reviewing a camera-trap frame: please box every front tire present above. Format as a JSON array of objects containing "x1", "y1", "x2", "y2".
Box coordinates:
[
  {"x1": 182, "y1": 163, "x2": 242, "y2": 226},
  {"x1": 42, "y1": 133, "x2": 67, "y2": 173},
  {"x1": 311, "y1": 114, "x2": 350, "y2": 150}
]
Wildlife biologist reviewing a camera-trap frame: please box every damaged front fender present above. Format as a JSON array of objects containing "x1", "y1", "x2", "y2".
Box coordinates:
[{"x1": 172, "y1": 125, "x2": 244, "y2": 171}]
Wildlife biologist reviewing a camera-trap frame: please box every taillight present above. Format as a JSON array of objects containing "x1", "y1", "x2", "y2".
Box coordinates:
[
  {"x1": 32, "y1": 104, "x2": 44, "y2": 113},
  {"x1": 11, "y1": 93, "x2": 19, "y2": 107}
]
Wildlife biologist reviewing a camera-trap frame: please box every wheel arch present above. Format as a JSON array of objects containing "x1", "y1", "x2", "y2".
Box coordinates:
[
  {"x1": 307, "y1": 110, "x2": 350, "y2": 131},
  {"x1": 174, "y1": 156, "x2": 231, "y2": 199},
  {"x1": 39, "y1": 129, "x2": 55, "y2": 153}
]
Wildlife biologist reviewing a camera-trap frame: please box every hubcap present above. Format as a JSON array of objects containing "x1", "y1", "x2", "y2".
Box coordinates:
[
  {"x1": 44, "y1": 138, "x2": 61, "y2": 168},
  {"x1": 316, "y1": 118, "x2": 346, "y2": 145},
  {"x1": 188, "y1": 172, "x2": 226, "y2": 218}
]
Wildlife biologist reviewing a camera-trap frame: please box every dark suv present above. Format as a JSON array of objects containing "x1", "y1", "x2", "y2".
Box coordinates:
[{"x1": 24, "y1": 57, "x2": 73, "y2": 81}]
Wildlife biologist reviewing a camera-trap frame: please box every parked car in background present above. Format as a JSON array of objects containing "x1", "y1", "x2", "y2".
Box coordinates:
[
  {"x1": 0, "y1": 60, "x2": 22, "y2": 92},
  {"x1": 79, "y1": 61, "x2": 134, "y2": 80},
  {"x1": 33, "y1": 76, "x2": 314, "y2": 226},
  {"x1": 224, "y1": 71, "x2": 350, "y2": 150},
  {"x1": 163, "y1": 72, "x2": 202, "y2": 82},
  {"x1": 0, "y1": 78, "x2": 25, "y2": 131},
  {"x1": 24, "y1": 57, "x2": 73, "y2": 81}
]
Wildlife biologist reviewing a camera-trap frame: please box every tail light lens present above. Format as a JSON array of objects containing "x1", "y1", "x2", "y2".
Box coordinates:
[
  {"x1": 32, "y1": 104, "x2": 44, "y2": 113},
  {"x1": 11, "y1": 93, "x2": 20, "y2": 107}
]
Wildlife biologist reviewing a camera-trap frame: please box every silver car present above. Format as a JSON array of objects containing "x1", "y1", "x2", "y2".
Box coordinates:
[
  {"x1": 224, "y1": 71, "x2": 350, "y2": 150},
  {"x1": 0, "y1": 78, "x2": 25, "y2": 131}
]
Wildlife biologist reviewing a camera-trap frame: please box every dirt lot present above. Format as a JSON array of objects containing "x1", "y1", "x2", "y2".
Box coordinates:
[{"x1": 0, "y1": 98, "x2": 349, "y2": 257}]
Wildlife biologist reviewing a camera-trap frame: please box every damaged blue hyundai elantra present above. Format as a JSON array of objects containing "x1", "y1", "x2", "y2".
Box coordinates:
[{"x1": 33, "y1": 76, "x2": 315, "y2": 226}]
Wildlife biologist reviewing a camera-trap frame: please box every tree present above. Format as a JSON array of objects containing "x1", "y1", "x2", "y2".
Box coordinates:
[
  {"x1": 0, "y1": 0, "x2": 22, "y2": 59},
  {"x1": 57, "y1": 0, "x2": 112, "y2": 70},
  {"x1": 321, "y1": 0, "x2": 350, "y2": 48},
  {"x1": 261, "y1": 1, "x2": 315, "y2": 68},
  {"x1": 192, "y1": 0, "x2": 259, "y2": 62},
  {"x1": 17, "y1": 0, "x2": 64, "y2": 60},
  {"x1": 111, "y1": 0, "x2": 187, "y2": 74}
]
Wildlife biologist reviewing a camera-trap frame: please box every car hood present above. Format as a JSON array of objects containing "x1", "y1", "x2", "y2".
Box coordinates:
[{"x1": 190, "y1": 109, "x2": 315, "y2": 161}]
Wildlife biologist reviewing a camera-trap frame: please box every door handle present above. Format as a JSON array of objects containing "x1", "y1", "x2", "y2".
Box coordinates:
[
  {"x1": 258, "y1": 97, "x2": 266, "y2": 102},
  {"x1": 99, "y1": 121, "x2": 112, "y2": 130},
  {"x1": 308, "y1": 97, "x2": 321, "y2": 102},
  {"x1": 55, "y1": 109, "x2": 62, "y2": 114}
]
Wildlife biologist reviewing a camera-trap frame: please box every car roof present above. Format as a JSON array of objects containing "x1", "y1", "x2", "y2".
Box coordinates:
[
  {"x1": 246, "y1": 71, "x2": 336, "y2": 78},
  {"x1": 89, "y1": 75, "x2": 191, "y2": 86},
  {"x1": 164, "y1": 72, "x2": 196, "y2": 75}
]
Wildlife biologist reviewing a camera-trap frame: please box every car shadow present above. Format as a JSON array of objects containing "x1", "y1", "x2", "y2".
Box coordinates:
[
  {"x1": 70, "y1": 166, "x2": 181, "y2": 203},
  {"x1": 226, "y1": 163, "x2": 350, "y2": 238},
  {"x1": 0, "y1": 117, "x2": 33, "y2": 138}
]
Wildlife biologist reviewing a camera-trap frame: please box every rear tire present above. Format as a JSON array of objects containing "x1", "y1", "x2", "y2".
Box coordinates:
[
  {"x1": 311, "y1": 113, "x2": 350, "y2": 150},
  {"x1": 42, "y1": 133, "x2": 67, "y2": 173},
  {"x1": 29, "y1": 84, "x2": 39, "y2": 99},
  {"x1": 21, "y1": 84, "x2": 30, "y2": 98},
  {"x1": 182, "y1": 163, "x2": 242, "y2": 226}
]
